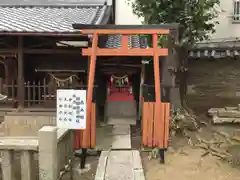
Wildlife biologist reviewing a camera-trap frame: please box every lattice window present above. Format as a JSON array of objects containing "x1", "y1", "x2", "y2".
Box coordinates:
[{"x1": 233, "y1": 0, "x2": 240, "y2": 21}]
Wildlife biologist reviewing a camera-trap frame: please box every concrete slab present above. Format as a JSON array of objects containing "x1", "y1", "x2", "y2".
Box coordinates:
[
  {"x1": 111, "y1": 125, "x2": 131, "y2": 149},
  {"x1": 95, "y1": 150, "x2": 145, "y2": 180},
  {"x1": 111, "y1": 135, "x2": 131, "y2": 149},
  {"x1": 94, "y1": 118, "x2": 145, "y2": 180},
  {"x1": 132, "y1": 150, "x2": 145, "y2": 180},
  {"x1": 94, "y1": 151, "x2": 109, "y2": 180},
  {"x1": 105, "y1": 151, "x2": 134, "y2": 180}
]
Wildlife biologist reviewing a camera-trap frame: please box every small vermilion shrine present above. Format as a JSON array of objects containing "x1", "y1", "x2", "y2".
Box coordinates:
[
  {"x1": 107, "y1": 74, "x2": 133, "y2": 101},
  {"x1": 72, "y1": 24, "x2": 179, "y2": 149}
]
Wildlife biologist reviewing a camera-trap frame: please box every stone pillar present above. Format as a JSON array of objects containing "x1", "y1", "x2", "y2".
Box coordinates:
[
  {"x1": 2, "y1": 150, "x2": 15, "y2": 180},
  {"x1": 21, "y1": 151, "x2": 34, "y2": 180},
  {"x1": 38, "y1": 126, "x2": 58, "y2": 180}
]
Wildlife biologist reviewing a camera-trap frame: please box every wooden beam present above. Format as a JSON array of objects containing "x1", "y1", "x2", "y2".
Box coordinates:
[
  {"x1": 101, "y1": 69, "x2": 138, "y2": 73},
  {"x1": 17, "y1": 36, "x2": 24, "y2": 109},
  {"x1": 100, "y1": 63, "x2": 141, "y2": 67},
  {"x1": 82, "y1": 48, "x2": 168, "y2": 56},
  {"x1": 103, "y1": 71, "x2": 137, "y2": 75},
  {"x1": 81, "y1": 29, "x2": 170, "y2": 35},
  {"x1": 72, "y1": 24, "x2": 180, "y2": 31}
]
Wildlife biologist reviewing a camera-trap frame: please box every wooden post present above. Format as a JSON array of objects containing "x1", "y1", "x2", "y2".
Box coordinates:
[
  {"x1": 138, "y1": 63, "x2": 145, "y2": 121},
  {"x1": 152, "y1": 34, "x2": 163, "y2": 147},
  {"x1": 17, "y1": 36, "x2": 24, "y2": 109},
  {"x1": 0, "y1": 77, "x2": 3, "y2": 93},
  {"x1": 84, "y1": 32, "x2": 98, "y2": 147}
]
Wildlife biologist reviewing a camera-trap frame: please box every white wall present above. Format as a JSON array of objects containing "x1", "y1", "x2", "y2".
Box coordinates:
[
  {"x1": 115, "y1": 0, "x2": 143, "y2": 25},
  {"x1": 114, "y1": 0, "x2": 240, "y2": 40},
  {"x1": 210, "y1": 0, "x2": 240, "y2": 41}
]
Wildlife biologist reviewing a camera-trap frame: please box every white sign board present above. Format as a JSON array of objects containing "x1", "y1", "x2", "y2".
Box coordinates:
[{"x1": 56, "y1": 89, "x2": 86, "y2": 129}]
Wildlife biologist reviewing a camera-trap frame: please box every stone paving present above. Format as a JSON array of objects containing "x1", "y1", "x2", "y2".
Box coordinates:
[{"x1": 94, "y1": 118, "x2": 145, "y2": 180}]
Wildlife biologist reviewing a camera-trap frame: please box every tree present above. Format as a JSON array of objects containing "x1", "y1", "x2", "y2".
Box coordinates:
[{"x1": 127, "y1": 0, "x2": 220, "y2": 107}]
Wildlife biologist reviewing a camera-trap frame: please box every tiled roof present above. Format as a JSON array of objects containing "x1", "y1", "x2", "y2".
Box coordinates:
[
  {"x1": 189, "y1": 49, "x2": 240, "y2": 59},
  {"x1": 0, "y1": 5, "x2": 107, "y2": 33},
  {"x1": 189, "y1": 40, "x2": 240, "y2": 59},
  {"x1": 103, "y1": 35, "x2": 148, "y2": 48},
  {"x1": 0, "y1": 0, "x2": 108, "y2": 6}
]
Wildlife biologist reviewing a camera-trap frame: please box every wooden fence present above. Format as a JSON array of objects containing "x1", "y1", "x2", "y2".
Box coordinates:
[{"x1": 0, "y1": 78, "x2": 87, "y2": 108}]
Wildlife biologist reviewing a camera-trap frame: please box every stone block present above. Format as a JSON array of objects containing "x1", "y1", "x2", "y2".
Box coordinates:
[
  {"x1": 3, "y1": 112, "x2": 56, "y2": 136},
  {"x1": 225, "y1": 106, "x2": 237, "y2": 111},
  {"x1": 212, "y1": 115, "x2": 240, "y2": 124},
  {"x1": 38, "y1": 126, "x2": 58, "y2": 180},
  {"x1": 208, "y1": 108, "x2": 218, "y2": 116},
  {"x1": 218, "y1": 109, "x2": 240, "y2": 118}
]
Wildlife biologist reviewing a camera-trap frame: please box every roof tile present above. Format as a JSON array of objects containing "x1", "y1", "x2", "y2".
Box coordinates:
[
  {"x1": 103, "y1": 35, "x2": 148, "y2": 48},
  {"x1": 0, "y1": 6, "x2": 105, "y2": 32}
]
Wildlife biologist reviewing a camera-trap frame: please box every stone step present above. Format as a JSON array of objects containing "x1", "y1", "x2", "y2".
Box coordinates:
[
  {"x1": 108, "y1": 117, "x2": 136, "y2": 125},
  {"x1": 106, "y1": 101, "x2": 136, "y2": 117},
  {"x1": 209, "y1": 107, "x2": 240, "y2": 118}
]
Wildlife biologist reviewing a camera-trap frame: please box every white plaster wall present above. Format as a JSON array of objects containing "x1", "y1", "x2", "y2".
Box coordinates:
[
  {"x1": 209, "y1": 0, "x2": 240, "y2": 40},
  {"x1": 114, "y1": 0, "x2": 240, "y2": 40},
  {"x1": 115, "y1": 0, "x2": 143, "y2": 25}
]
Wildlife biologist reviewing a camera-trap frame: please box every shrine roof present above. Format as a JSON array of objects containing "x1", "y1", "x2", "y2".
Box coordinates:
[
  {"x1": 0, "y1": 1, "x2": 110, "y2": 33},
  {"x1": 101, "y1": 35, "x2": 148, "y2": 48}
]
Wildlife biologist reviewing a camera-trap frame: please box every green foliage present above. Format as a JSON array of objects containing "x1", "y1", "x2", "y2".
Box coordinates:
[{"x1": 127, "y1": 0, "x2": 220, "y2": 47}]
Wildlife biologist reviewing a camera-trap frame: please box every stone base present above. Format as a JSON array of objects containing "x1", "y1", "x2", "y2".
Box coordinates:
[{"x1": 1, "y1": 112, "x2": 56, "y2": 136}]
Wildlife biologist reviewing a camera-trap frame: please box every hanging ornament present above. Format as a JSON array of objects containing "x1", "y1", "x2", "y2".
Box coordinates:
[
  {"x1": 48, "y1": 73, "x2": 79, "y2": 87},
  {"x1": 125, "y1": 77, "x2": 128, "y2": 84},
  {"x1": 110, "y1": 76, "x2": 113, "y2": 83},
  {"x1": 129, "y1": 86, "x2": 132, "y2": 94}
]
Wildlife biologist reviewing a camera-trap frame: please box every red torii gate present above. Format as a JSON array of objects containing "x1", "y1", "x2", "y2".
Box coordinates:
[{"x1": 72, "y1": 24, "x2": 178, "y2": 150}]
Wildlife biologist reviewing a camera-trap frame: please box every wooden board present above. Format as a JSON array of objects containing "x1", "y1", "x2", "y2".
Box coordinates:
[{"x1": 142, "y1": 102, "x2": 170, "y2": 148}]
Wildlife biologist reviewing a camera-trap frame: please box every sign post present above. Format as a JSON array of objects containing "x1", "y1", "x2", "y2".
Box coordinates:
[
  {"x1": 56, "y1": 89, "x2": 87, "y2": 171},
  {"x1": 56, "y1": 89, "x2": 87, "y2": 130}
]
